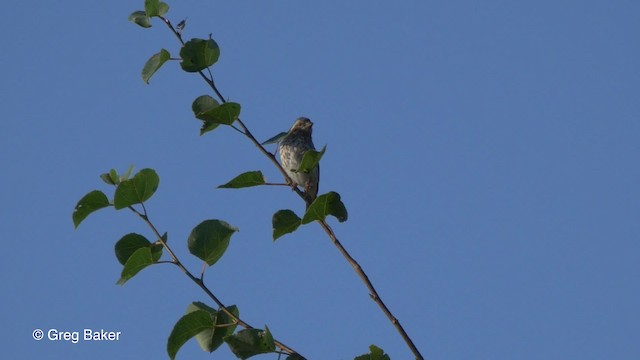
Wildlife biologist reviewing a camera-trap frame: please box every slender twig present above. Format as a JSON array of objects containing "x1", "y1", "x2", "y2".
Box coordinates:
[
  {"x1": 317, "y1": 220, "x2": 424, "y2": 359},
  {"x1": 264, "y1": 182, "x2": 290, "y2": 186},
  {"x1": 157, "y1": 14, "x2": 423, "y2": 359},
  {"x1": 127, "y1": 205, "x2": 303, "y2": 358}
]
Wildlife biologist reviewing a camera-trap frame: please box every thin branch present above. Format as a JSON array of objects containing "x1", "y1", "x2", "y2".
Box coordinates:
[
  {"x1": 206, "y1": 86, "x2": 423, "y2": 357},
  {"x1": 229, "y1": 124, "x2": 246, "y2": 135},
  {"x1": 317, "y1": 220, "x2": 424, "y2": 360},
  {"x1": 157, "y1": 13, "x2": 423, "y2": 359},
  {"x1": 128, "y1": 205, "x2": 303, "y2": 358},
  {"x1": 159, "y1": 15, "x2": 302, "y2": 196},
  {"x1": 155, "y1": 260, "x2": 177, "y2": 265}
]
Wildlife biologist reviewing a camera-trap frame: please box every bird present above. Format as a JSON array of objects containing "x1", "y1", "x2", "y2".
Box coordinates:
[{"x1": 279, "y1": 117, "x2": 319, "y2": 208}]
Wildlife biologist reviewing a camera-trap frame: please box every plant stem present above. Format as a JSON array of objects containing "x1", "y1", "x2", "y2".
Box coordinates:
[
  {"x1": 128, "y1": 206, "x2": 303, "y2": 358},
  {"x1": 318, "y1": 220, "x2": 424, "y2": 360},
  {"x1": 159, "y1": 14, "x2": 423, "y2": 359}
]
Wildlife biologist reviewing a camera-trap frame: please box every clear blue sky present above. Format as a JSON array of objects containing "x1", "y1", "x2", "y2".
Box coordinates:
[{"x1": 2, "y1": 1, "x2": 639, "y2": 359}]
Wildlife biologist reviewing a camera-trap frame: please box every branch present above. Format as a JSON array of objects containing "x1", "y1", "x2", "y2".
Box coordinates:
[
  {"x1": 127, "y1": 205, "x2": 303, "y2": 358},
  {"x1": 318, "y1": 220, "x2": 424, "y2": 359},
  {"x1": 158, "y1": 16, "x2": 307, "y2": 201},
  {"x1": 158, "y1": 14, "x2": 423, "y2": 359}
]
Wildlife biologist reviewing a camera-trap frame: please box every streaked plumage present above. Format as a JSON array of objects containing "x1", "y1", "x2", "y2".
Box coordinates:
[{"x1": 279, "y1": 117, "x2": 319, "y2": 207}]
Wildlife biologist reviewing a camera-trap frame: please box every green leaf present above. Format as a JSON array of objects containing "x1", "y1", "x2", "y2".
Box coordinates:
[
  {"x1": 114, "y1": 233, "x2": 162, "y2": 265},
  {"x1": 224, "y1": 327, "x2": 275, "y2": 360},
  {"x1": 218, "y1": 171, "x2": 266, "y2": 189},
  {"x1": 185, "y1": 303, "x2": 217, "y2": 353},
  {"x1": 113, "y1": 168, "x2": 159, "y2": 210},
  {"x1": 116, "y1": 247, "x2": 157, "y2": 285},
  {"x1": 192, "y1": 95, "x2": 220, "y2": 120},
  {"x1": 180, "y1": 38, "x2": 220, "y2": 72},
  {"x1": 191, "y1": 95, "x2": 220, "y2": 135},
  {"x1": 72, "y1": 190, "x2": 110, "y2": 228},
  {"x1": 142, "y1": 49, "x2": 171, "y2": 84},
  {"x1": 297, "y1": 145, "x2": 326, "y2": 173},
  {"x1": 100, "y1": 171, "x2": 116, "y2": 185},
  {"x1": 186, "y1": 302, "x2": 239, "y2": 353},
  {"x1": 196, "y1": 102, "x2": 242, "y2": 135},
  {"x1": 188, "y1": 220, "x2": 238, "y2": 266},
  {"x1": 213, "y1": 305, "x2": 240, "y2": 345},
  {"x1": 206, "y1": 102, "x2": 241, "y2": 125},
  {"x1": 261, "y1": 131, "x2": 288, "y2": 146},
  {"x1": 302, "y1": 191, "x2": 348, "y2": 224},
  {"x1": 145, "y1": 0, "x2": 169, "y2": 17},
  {"x1": 128, "y1": 11, "x2": 151, "y2": 28},
  {"x1": 272, "y1": 210, "x2": 301, "y2": 241},
  {"x1": 354, "y1": 344, "x2": 391, "y2": 360},
  {"x1": 186, "y1": 301, "x2": 218, "y2": 315},
  {"x1": 167, "y1": 310, "x2": 215, "y2": 360},
  {"x1": 100, "y1": 165, "x2": 134, "y2": 186}
]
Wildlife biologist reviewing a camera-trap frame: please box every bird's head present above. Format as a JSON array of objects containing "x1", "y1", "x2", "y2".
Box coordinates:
[{"x1": 289, "y1": 117, "x2": 313, "y2": 134}]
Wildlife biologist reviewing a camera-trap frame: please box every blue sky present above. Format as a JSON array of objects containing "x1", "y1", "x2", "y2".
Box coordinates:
[{"x1": 1, "y1": 1, "x2": 639, "y2": 359}]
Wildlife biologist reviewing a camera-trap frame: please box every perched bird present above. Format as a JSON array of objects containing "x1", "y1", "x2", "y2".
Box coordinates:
[{"x1": 279, "y1": 117, "x2": 319, "y2": 207}]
